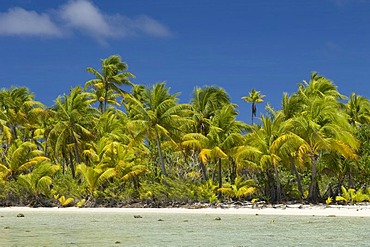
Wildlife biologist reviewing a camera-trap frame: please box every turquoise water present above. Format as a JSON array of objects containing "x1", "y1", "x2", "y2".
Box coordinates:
[{"x1": 0, "y1": 210, "x2": 369, "y2": 246}]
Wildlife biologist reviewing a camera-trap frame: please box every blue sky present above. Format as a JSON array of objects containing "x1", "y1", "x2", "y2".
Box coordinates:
[{"x1": 1, "y1": 0, "x2": 370, "y2": 123}]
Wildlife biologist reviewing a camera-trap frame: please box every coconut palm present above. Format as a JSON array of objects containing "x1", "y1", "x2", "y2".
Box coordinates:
[
  {"x1": 345, "y1": 93, "x2": 370, "y2": 126},
  {"x1": 237, "y1": 114, "x2": 285, "y2": 202},
  {"x1": 86, "y1": 86, "x2": 122, "y2": 113},
  {"x1": 85, "y1": 55, "x2": 135, "y2": 112},
  {"x1": 0, "y1": 140, "x2": 49, "y2": 182},
  {"x1": 17, "y1": 161, "x2": 60, "y2": 204},
  {"x1": 285, "y1": 96, "x2": 358, "y2": 202},
  {"x1": 242, "y1": 88, "x2": 265, "y2": 124},
  {"x1": 298, "y1": 72, "x2": 345, "y2": 100},
  {"x1": 191, "y1": 86, "x2": 231, "y2": 135},
  {"x1": 181, "y1": 86, "x2": 231, "y2": 181},
  {"x1": 77, "y1": 163, "x2": 116, "y2": 199},
  {"x1": 267, "y1": 94, "x2": 305, "y2": 198},
  {"x1": 210, "y1": 104, "x2": 246, "y2": 187},
  {"x1": 48, "y1": 87, "x2": 98, "y2": 177},
  {"x1": 0, "y1": 87, "x2": 45, "y2": 144},
  {"x1": 183, "y1": 104, "x2": 244, "y2": 190},
  {"x1": 268, "y1": 73, "x2": 359, "y2": 202},
  {"x1": 218, "y1": 177, "x2": 256, "y2": 200},
  {"x1": 125, "y1": 82, "x2": 191, "y2": 176}
]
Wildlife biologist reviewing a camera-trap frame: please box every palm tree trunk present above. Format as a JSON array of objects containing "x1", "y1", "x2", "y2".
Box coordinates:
[
  {"x1": 195, "y1": 150, "x2": 208, "y2": 181},
  {"x1": 69, "y1": 151, "x2": 75, "y2": 178},
  {"x1": 104, "y1": 83, "x2": 109, "y2": 113},
  {"x1": 274, "y1": 165, "x2": 281, "y2": 202},
  {"x1": 348, "y1": 167, "x2": 353, "y2": 189},
  {"x1": 309, "y1": 154, "x2": 320, "y2": 202},
  {"x1": 290, "y1": 157, "x2": 303, "y2": 198},
  {"x1": 200, "y1": 160, "x2": 208, "y2": 181},
  {"x1": 62, "y1": 151, "x2": 66, "y2": 175},
  {"x1": 265, "y1": 169, "x2": 275, "y2": 202},
  {"x1": 155, "y1": 132, "x2": 167, "y2": 176},
  {"x1": 72, "y1": 132, "x2": 81, "y2": 164},
  {"x1": 251, "y1": 104, "x2": 254, "y2": 125},
  {"x1": 218, "y1": 158, "x2": 222, "y2": 189},
  {"x1": 98, "y1": 101, "x2": 104, "y2": 113},
  {"x1": 230, "y1": 159, "x2": 237, "y2": 185}
]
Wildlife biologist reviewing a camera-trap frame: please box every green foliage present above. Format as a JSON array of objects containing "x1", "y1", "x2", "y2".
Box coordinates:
[
  {"x1": 76, "y1": 199, "x2": 86, "y2": 208},
  {"x1": 54, "y1": 194, "x2": 74, "y2": 207},
  {"x1": 326, "y1": 196, "x2": 332, "y2": 205},
  {"x1": 17, "y1": 161, "x2": 60, "y2": 199},
  {"x1": 139, "y1": 177, "x2": 197, "y2": 204},
  {"x1": 218, "y1": 177, "x2": 256, "y2": 200},
  {"x1": 0, "y1": 179, "x2": 31, "y2": 206},
  {"x1": 197, "y1": 180, "x2": 219, "y2": 203},
  {"x1": 1, "y1": 61, "x2": 370, "y2": 207},
  {"x1": 77, "y1": 163, "x2": 116, "y2": 197},
  {"x1": 53, "y1": 172, "x2": 86, "y2": 200},
  {"x1": 335, "y1": 186, "x2": 369, "y2": 204}
]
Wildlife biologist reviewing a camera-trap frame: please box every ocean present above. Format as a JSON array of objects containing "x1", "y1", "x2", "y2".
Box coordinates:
[{"x1": 0, "y1": 210, "x2": 369, "y2": 246}]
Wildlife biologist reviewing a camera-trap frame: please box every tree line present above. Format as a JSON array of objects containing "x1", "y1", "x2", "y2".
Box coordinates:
[{"x1": 1, "y1": 55, "x2": 370, "y2": 207}]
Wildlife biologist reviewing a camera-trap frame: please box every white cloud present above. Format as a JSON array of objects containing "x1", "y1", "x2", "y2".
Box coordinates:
[
  {"x1": 131, "y1": 15, "x2": 172, "y2": 37},
  {"x1": 58, "y1": 0, "x2": 172, "y2": 40},
  {"x1": 0, "y1": 0, "x2": 172, "y2": 42},
  {"x1": 0, "y1": 7, "x2": 62, "y2": 36},
  {"x1": 59, "y1": 0, "x2": 116, "y2": 39}
]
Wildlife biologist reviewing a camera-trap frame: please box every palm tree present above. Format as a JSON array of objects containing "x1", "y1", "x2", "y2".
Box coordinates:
[
  {"x1": 85, "y1": 55, "x2": 135, "y2": 112},
  {"x1": 17, "y1": 161, "x2": 60, "y2": 204},
  {"x1": 183, "y1": 104, "x2": 244, "y2": 190},
  {"x1": 242, "y1": 88, "x2": 265, "y2": 124},
  {"x1": 0, "y1": 87, "x2": 45, "y2": 143},
  {"x1": 268, "y1": 73, "x2": 359, "y2": 202},
  {"x1": 48, "y1": 87, "x2": 98, "y2": 177},
  {"x1": 237, "y1": 114, "x2": 285, "y2": 202},
  {"x1": 298, "y1": 72, "x2": 345, "y2": 100},
  {"x1": 286, "y1": 96, "x2": 358, "y2": 202},
  {"x1": 267, "y1": 94, "x2": 305, "y2": 198},
  {"x1": 86, "y1": 86, "x2": 122, "y2": 113},
  {"x1": 345, "y1": 93, "x2": 370, "y2": 126},
  {"x1": 77, "y1": 163, "x2": 116, "y2": 200},
  {"x1": 0, "y1": 140, "x2": 49, "y2": 181},
  {"x1": 83, "y1": 136, "x2": 148, "y2": 187},
  {"x1": 211, "y1": 104, "x2": 245, "y2": 188},
  {"x1": 125, "y1": 82, "x2": 191, "y2": 176},
  {"x1": 191, "y1": 86, "x2": 231, "y2": 135},
  {"x1": 182, "y1": 86, "x2": 231, "y2": 181}
]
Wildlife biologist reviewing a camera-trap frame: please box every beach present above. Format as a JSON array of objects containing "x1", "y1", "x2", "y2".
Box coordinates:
[{"x1": 1, "y1": 204, "x2": 370, "y2": 217}]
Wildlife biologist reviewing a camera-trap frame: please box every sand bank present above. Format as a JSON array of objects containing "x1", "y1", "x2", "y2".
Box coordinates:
[{"x1": 1, "y1": 205, "x2": 370, "y2": 217}]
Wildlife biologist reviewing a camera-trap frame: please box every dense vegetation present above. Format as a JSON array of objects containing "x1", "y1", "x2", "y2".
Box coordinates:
[{"x1": 1, "y1": 55, "x2": 370, "y2": 207}]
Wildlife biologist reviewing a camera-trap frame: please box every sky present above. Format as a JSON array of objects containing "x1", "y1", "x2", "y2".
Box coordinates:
[{"x1": 1, "y1": 0, "x2": 370, "y2": 123}]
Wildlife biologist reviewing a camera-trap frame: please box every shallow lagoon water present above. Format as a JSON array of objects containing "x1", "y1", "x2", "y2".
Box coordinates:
[{"x1": 1, "y1": 210, "x2": 369, "y2": 246}]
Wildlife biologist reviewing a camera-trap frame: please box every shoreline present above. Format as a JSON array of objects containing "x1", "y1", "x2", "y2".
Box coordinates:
[{"x1": 1, "y1": 204, "x2": 370, "y2": 217}]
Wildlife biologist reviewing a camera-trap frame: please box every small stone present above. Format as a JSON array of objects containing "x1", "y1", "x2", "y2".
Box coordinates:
[
  {"x1": 4, "y1": 226, "x2": 10, "y2": 229},
  {"x1": 158, "y1": 219, "x2": 164, "y2": 221},
  {"x1": 133, "y1": 215, "x2": 142, "y2": 218},
  {"x1": 17, "y1": 213, "x2": 25, "y2": 218},
  {"x1": 214, "y1": 217, "x2": 221, "y2": 220},
  {"x1": 115, "y1": 241, "x2": 121, "y2": 244}
]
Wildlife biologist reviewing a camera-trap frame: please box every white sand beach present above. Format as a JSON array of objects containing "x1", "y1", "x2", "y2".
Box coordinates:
[{"x1": 1, "y1": 204, "x2": 370, "y2": 217}]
